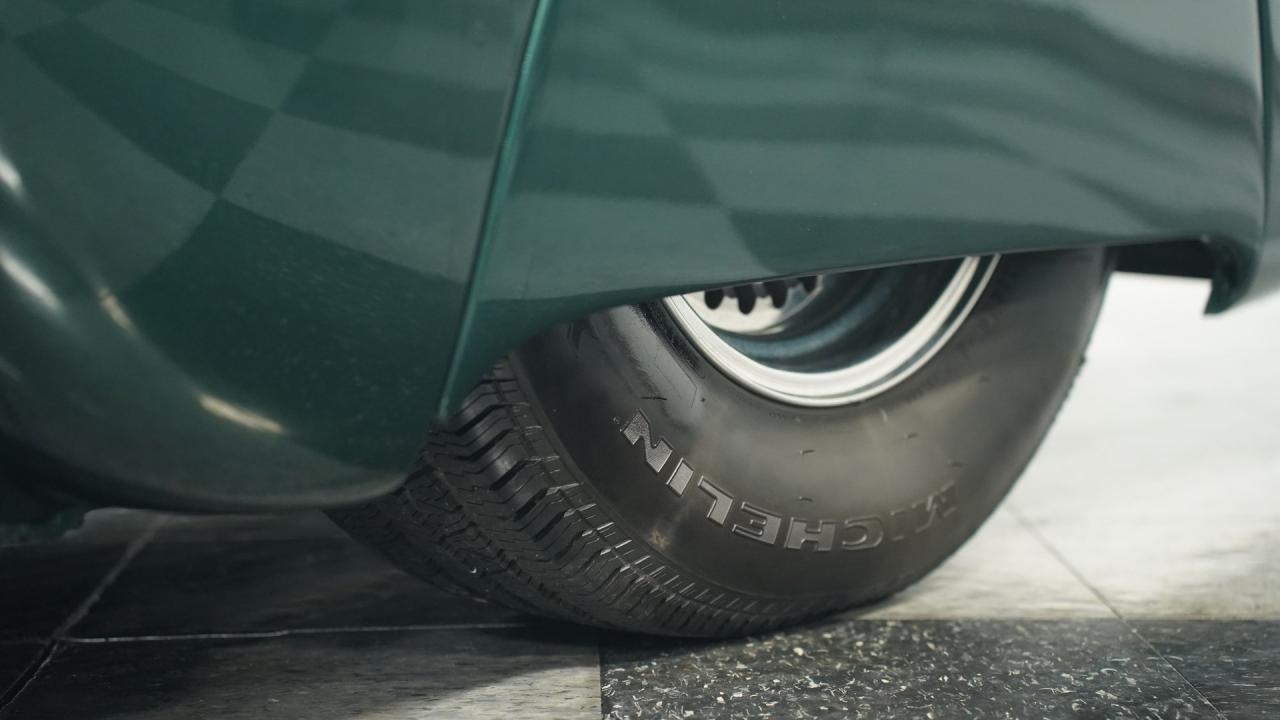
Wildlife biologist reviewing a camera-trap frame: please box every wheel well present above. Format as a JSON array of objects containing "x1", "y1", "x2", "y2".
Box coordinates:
[{"x1": 1114, "y1": 239, "x2": 1217, "y2": 280}]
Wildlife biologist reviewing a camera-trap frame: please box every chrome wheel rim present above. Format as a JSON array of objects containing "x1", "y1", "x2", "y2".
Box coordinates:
[{"x1": 663, "y1": 256, "x2": 999, "y2": 407}]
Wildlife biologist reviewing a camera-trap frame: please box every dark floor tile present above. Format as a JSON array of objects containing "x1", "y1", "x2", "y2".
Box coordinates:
[
  {"x1": 72, "y1": 517, "x2": 524, "y2": 637},
  {"x1": 6, "y1": 628, "x2": 601, "y2": 719},
  {"x1": 1134, "y1": 621, "x2": 1280, "y2": 719},
  {"x1": 0, "y1": 643, "x2": 42, "y2": 700},
  {"x1": 601, "y1": 619, "x2": 1219, "y2": 719},
  {"x1": 0, "y1": 510, "x2": 152, "y2": 641}
]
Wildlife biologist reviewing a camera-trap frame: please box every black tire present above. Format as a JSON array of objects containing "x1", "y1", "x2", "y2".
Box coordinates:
[{"x1": 332, "y1": 249, "x2": 1111, "y2": 637}]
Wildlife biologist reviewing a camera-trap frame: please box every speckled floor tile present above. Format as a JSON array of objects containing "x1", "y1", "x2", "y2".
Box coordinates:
[
  {"x1": 5, "y1": 629, "x2": 601, "y2": 719},
  {"x1": 1134, "y1": 621, "x2": 1280, "y2": 719},
  {"x1": 0, "y1": 509, "x2": 154, "y2": 641},
  {"x1": 0, "y1": 643, "x2": 41, "y2": 701},
  {"x1": 854, "y1": 511, "x2": 1110, "y2": 620},
  {"x1": 72, "y1": 515, "x2": 525, "y2": 638},
  {"x1": 601, "y1": 619, "x2": 1218, "y2": 719}
]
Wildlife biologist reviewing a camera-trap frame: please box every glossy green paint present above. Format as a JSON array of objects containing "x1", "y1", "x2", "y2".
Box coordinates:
[
  {"x1": 445, "y1": 0, "x2": 1269, "y2": 411},
  {"x1": 1, "y1": 0, "x2": 1277, "y2": 510},
  {"x1": 0, "y1": 0, "x2": 536, "y2": 509},
  {"x1": 1259, "y1": 0, "x2": 1280, "y2": 300}
]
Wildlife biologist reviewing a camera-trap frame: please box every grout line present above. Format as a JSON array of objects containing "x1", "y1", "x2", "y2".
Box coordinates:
[
  {"x1": 0, "y1": 517, "x2": 161, "y2": 715},
  {"x1": 54, "y1": 517, "x2": 163, "y2": 640},
  {"x1": 595, "y1": 630, "x2": 607, "y2": 719},
  {"x1": 62, "y1": 621, "x2": 536, "y2": 644},
  {"x1": 1007, "y1": 504, "x2": 1227, "y2": 719},
  {"x1": 0, "y1": 643, "x2": 61, "y2": 719}
]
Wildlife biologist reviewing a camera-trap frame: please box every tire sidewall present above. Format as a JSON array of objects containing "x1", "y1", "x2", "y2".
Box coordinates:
[{"x1": 513, "y1": 250, "x2": 1109, "y2": 601}]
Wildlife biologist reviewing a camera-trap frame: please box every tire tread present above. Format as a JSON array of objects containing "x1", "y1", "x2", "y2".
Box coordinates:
[{"x1": 333, "y1": 362, "x2": 833, "y2": 636}]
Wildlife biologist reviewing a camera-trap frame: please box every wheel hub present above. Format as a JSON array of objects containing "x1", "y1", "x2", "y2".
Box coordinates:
[{"x1": 664, "y1": 256, "x2": 999, "y2": 407}]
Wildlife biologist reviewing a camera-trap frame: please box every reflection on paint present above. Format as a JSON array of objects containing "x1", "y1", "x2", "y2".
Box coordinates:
[
  {"x1": 197, "y1": 393, "x2": 285, "y2": 435},
  {"x1": 0, "y1": 249, "x2": 58, "y2": 310},
  {"x1": 0, "y1": 151, "x2": 22, "y2": 199},
  {"x1": 97, "y1": 290, "x2": 137, "y2": 334}
]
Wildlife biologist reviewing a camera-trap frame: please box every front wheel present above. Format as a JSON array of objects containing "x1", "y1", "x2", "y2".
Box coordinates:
[{"x1": 334, "y1": 249, "x2": 1111, "y2": 637}]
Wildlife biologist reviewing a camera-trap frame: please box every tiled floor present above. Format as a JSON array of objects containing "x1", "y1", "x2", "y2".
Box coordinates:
[{"x1": 0, "y1": 274, "x2": 1277, "y2": 719}]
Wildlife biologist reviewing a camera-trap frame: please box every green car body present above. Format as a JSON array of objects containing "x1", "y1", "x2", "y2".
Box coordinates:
[{"x1": 0, "y1": 0, "x2": 1277, "y2": 512}]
